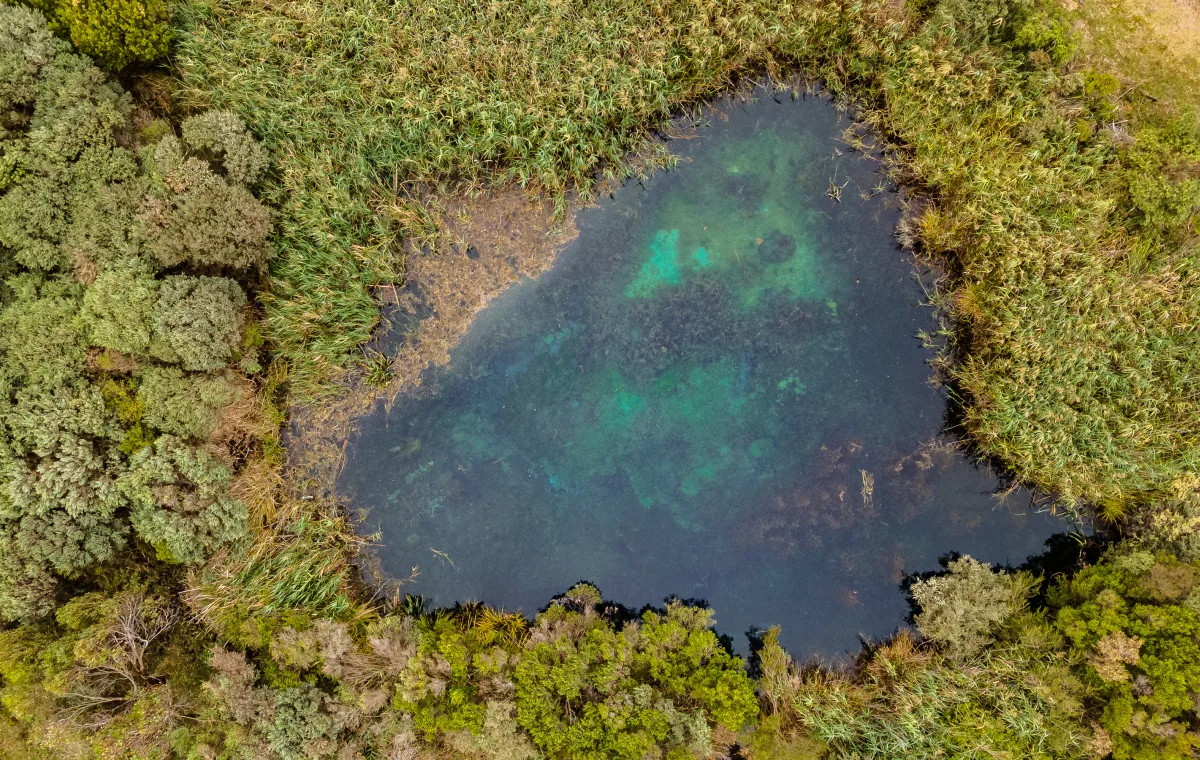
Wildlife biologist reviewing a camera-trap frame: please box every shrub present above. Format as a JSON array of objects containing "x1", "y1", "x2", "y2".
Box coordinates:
[
  {"x1": 444, "y1": 701, "x2": 538, "y2": 760},
  {"x1": 759, "y1": 621, "x2": 1095, "y2": 759},
  {"x1": 151, "y1": 275, "x2": 246, "y2": 371},
  {"x1": 120, "y1": 435, "x2": 246, "y2": 564},
  {"x1": 0, "y1": 277, "x2": 86, "y2": 388},
  {"x1": 81, "y1": 267, "x2": 159, "y2": 355},
  {"x1": 0, "y1": 525, "x2": 58, "y2": 621},
  {"x1": 0, "y1": 580, "x2": 206, "y2": 759},
  {"x1": 200, "y1": 644, "x2": 408, "y2": 760},
  {"x1": 138, "y1": 365, "x2": 237, "y2": 439},
  {"x1": 145, "y1": 121, "x2": 272, "y2": 270},
  {"x1": 23, "y1": 0, "x2": 171, "y2": 71},
  {"x1": 1122, "y1": 115, "x2": 1200, "y2": 235},
  {"x1": 148, "y1": 179, "x2": 272, "y2": 270},
  {"x1": 181, "y1": 109, "x2": 270, "y2": 186},
  {"x1": 513, "y1": 585, "x2": 756, "y2": 760},
  {"x1": 909, "y1": 555, "x2": 1038, "y2": 659}
]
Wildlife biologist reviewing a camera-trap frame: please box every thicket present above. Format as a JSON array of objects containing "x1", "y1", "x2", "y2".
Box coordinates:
[{"x1": 0, "y1": 5, "x2": 269, "y2": 622}]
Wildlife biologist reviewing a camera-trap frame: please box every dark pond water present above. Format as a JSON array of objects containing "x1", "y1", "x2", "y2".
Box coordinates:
[{"x1": 340, "y1": 92, "x2": 1068, "y2": 656}]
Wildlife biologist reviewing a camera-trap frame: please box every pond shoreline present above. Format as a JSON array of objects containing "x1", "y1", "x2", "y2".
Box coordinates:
[{"x1": 327, "y1": 88, "x2": 1075, "y2": 654}]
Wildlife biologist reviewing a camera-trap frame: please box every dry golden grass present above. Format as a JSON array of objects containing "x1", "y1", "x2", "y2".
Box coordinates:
[
  {"x1": 206, "y1": 373, "x2": 276, "y2": 463},
  {"x1": 1067, "y1": 0, "x2": 1200, "y2": 109},
  {"x1": 385, "y1": 190, "x2": 579, "y2": 398}
]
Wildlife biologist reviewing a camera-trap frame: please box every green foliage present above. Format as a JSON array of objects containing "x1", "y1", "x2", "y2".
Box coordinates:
[
  {"x1": 121, "y1": 435, "x2": 246, "y2": 564},
  {"x1": 267, "y1": 684, "x2": 340, "y2": 760},
  {"x1": 0, "y1": 276, "x2": 86, "y2": 386},
  {"x1": 82, "y1": 267, "x2": 159, "y2": 355},
  {"x1": 0, "y1": 5, "x2": 265, "y2": 622},
  {"x1": 445, "y1": 700, "x2": 538, "y2": 760},
  {"x1": 0, "y1": 525, "x2": 58, "y2": 622},
  {"x1": 192, "y1": 589, "x2": 752, "y2": 760},
  {"x1": 1050, "y1": 551, "x2": 1200, "y2": 758},
  {"x1": 200, "y1": 636, "x2": 418, "y2": 759},
  {"x1": 910, "y1": 555, "x2": 1038, "y2": 659},
  {"x1": 138, "y1": 365, "x2": 236, "y2": 439},
  {"x1": 145, "y1": 117, "x2": 272, "y2": 270},
  {"x1": 512, "y1": 585, "x2": 756, "y2": 760},
  {"x1": 1082, "y1": 69, "x2": 1121, "y2": 123},
  {"x1": 0, "y1": 572, "x2": 211, "y2": 760},
  {"x1": 1121, "y1": 114, "x2": 1200, "y2": 235},
  {"x1": 20, "y1": 0, "x2": 171, "y2": 71},
  {"x1": 151, "y1": 275, "x2": 247, "y2": 371},
  {"x1": 393, "y1": 612, "x2": 513, "y2": 740},
  {"x1": 181, "y1": 109, "x2": 270, "y2": 187}
]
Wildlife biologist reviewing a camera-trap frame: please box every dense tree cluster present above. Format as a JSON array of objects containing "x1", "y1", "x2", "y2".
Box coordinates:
[
  {"x1": 0, "y1": 5, "x2": 268, "y2": 622},
  {"x1": 176, "y1": 584, "x2": 758, "y2": 760},
  {"x1": 1052, "y1": 551, "x2": 1200, "y2": 759}
]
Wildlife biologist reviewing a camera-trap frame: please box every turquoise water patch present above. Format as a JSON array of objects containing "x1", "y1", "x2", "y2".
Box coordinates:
[
  {"x1": 341, "y1": 93, "x2": 1066, "y2": 655},
  {"x1": 626, "y1": 229, "x2": 683, "y2": 297}
]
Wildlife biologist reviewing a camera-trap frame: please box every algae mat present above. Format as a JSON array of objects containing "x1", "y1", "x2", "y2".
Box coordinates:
[{"x1": 340, "y1": 94, "x2": 1067, "y2": 654}]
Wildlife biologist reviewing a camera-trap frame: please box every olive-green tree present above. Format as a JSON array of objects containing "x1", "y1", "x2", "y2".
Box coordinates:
[{"x1": 0, "y1": 5, "x2": 269, "y2": 624}]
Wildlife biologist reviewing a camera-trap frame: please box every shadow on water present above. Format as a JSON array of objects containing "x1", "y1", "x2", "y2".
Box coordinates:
[{"x1": 338, "y1": 90, "x2": 1074, "y2": 657}]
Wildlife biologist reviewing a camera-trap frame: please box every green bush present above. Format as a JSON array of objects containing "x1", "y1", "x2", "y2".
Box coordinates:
[
  {"x1": 21, "y1": 0, "x2": 171, "y2": 71},
  {"x1": 82, "y1": 267, "x2": 159, "y2": 355},
  {"x1": 138, "y1": 365, "x2": 236, "y2": 439},
  {"x1": 513, "y1": 585, "x2": 756, "y2": 760},
  {"x1": 909, "y1": 555, "x2": 1038, "y2": 659},
  {"x1": 146, "y1": 115, "x2": 272, "y2": 270},
  {"x1": 0, "y1": 577, "x2": 209, "y2": 759},
  {"x1": 1050, "y1": 551, "x2": 1200, "y2": 759},
  {"x1": 759, "y1": 614, "x2": 1095, "y2": 758},
  {"x1": 151, "y1": 275, "x2": 246, "y2": 371},
  {"x1": 121, "y1": 435, "x2": 247, "y2": 564},
  {"x1": 1122, "y1": 115, "x2": 1200, "y2": 235}
]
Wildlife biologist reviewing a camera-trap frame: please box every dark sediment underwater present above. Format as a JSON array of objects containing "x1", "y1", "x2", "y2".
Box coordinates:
[{"x1": 340, "y1": 92, "x2": 1068, "y2": 655}]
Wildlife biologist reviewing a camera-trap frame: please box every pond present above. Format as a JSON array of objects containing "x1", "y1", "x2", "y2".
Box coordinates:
[{"x1": 339, "y1": 91, "x2": 1068, "y2": 655}]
